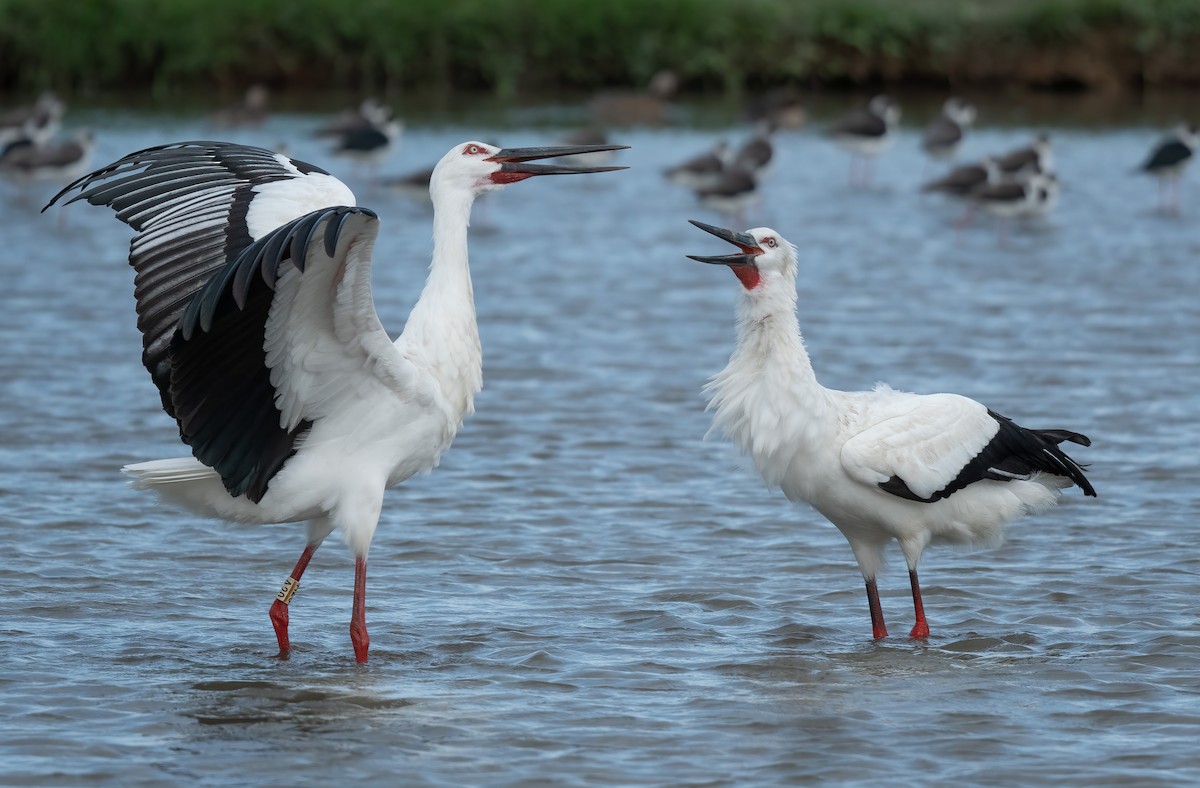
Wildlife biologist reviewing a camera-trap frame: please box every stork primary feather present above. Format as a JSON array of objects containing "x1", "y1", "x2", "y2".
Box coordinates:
[
  {"x1": 45, "y1": 139, "x2": 626, "y2": 663},
  {"x1": 686, "y1": 220, "x2": 1095, "y2": 640}
]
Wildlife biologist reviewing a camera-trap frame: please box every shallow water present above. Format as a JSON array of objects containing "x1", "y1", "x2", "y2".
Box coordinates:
[{"x1": 1, "y1": 103, "x2": 1199, "y2": 785}]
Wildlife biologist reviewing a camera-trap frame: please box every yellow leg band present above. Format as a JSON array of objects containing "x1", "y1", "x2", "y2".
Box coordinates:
[{"x1": 276, "y1": 576, "x2": 299, "y2": 605}]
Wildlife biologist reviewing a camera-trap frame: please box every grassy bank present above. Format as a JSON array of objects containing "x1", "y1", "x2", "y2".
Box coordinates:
[{"x1": 2, "y1": 0, "x2": 1199, "y2": 98}]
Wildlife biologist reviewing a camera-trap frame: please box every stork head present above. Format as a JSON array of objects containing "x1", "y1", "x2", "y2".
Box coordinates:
[
  {"x1": 430, "y1": 141, "x2": 628, "y2": 200},
  {"x1": 686, "y1": 220, "x2": 796, "y2": 291}
]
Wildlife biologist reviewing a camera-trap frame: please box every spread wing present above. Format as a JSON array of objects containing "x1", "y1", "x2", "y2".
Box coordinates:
[
  {"x1": 172, "y1": 206, "x2": 420, "y2": 500},
  {"x1": 45, "y1": 140, "x2": 354, "y2": 413},
  {"x1": 46, "y1": 141, "x2": 418, "y2": 502}
]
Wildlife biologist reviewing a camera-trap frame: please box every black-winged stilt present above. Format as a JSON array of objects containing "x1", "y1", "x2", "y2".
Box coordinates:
[
  {"x1": 921, "y1": 97, "x2": 976, "y2": 161},
  {"x1": 828, "y1": 95, "x2": 900, "y2": 187},
  {"x1": 1137, "y1": 123, "x2": 1197, "y2": 215}
]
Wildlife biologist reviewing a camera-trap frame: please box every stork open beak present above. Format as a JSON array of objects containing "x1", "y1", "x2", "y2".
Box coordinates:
[
  {"x1": 685, "y1": 219, "x2": 763, "y2": 266},
  {"x1": 486, "y1": 145, "x2": 629, "y2": 176}
]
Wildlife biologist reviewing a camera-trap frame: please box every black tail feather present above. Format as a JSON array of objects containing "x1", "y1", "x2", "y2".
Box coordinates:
[
  {"x1": 986, "y1": 412, "x2": 1096, "y2": 498},
  {"x1": 1033, "y1": 428, "x2": 1091, "y2": 448}
]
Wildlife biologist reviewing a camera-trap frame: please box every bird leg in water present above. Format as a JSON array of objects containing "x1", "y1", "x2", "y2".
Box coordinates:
[
  {"x1": 350, "y1": 556, "x2": 369, "y2": 663},
  {"x1": 908, "y1": 569, "x2": 930, "y2": 639},
  {"x1": 270, "y1": 542, "x2": 322, "y2": 657},
  {"x1": 866, "y1": 577, "x2": 888, "y2": 639}
]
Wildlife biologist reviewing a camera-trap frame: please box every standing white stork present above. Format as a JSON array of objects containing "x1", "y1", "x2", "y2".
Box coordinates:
[
  {"x1": 44, "y1": 139, "x2": 626, "y2": 663},
  {"x1": 685, "y1": 220, "x2": 1095, "y2": 640}
]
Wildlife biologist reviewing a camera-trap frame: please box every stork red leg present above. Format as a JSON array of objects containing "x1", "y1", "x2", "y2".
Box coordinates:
[
  {"x1": 865, "y1": 577, "x2": 888, "y2": 639},
  {"x1": 270, "y1": 542, "x2": 321, "y2": 658},
  {"x1": 350, "y1": 556, "x2": 369, "y2": 663},
  {"x1": 908, "y1": 569, "x2": 930, "y2": 639}
]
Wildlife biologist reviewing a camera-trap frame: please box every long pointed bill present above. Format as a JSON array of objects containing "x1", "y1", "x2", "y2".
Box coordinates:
[
  {"x1": 488, "y1": 145, "x2": 629, "y2": 176},
  {"x1": 686, "y1": 252, "x2": 760, "y2": 266},
  {"x1": 687, "y1": 219, "x2": 762, "y2": 253},
  {"x1": 686, "y1": 219, "x2": 763, "y2": 290}
]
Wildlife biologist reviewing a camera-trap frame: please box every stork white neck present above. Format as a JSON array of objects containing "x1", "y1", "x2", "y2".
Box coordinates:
[
  {"x1": 705, "y1": 274, "x2": 834, "y2": 489},
  {"x1": 400, "y1": 182, "x2": 483, "y2": 422}
]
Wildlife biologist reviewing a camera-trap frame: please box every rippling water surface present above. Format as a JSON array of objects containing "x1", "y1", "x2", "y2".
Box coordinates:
[{"x1": 1, "y1": 101, "x2": 1198, "y2": 785}]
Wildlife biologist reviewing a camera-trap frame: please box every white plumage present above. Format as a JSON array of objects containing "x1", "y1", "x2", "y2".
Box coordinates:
[
  {"x1": 46, "y1": 139, "x2": 625, "y2": 662},
  {"x1": 687, "y1": 220, "x2": 1095, "y2": 640}
]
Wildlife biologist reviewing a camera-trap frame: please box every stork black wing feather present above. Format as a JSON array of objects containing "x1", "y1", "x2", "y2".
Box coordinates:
[
  {"x1": 169, "y1": 205, "x2": 375, "y2": 501},
  {"x1": 880, "y1": 410, "x2": 1095, "y2": 503},
  {"x1": 43, "y1": 141, "x2": 332, "y2": 419},
  {"x1": 42, "y1": 141, "x2": 361, "y2": 501}
]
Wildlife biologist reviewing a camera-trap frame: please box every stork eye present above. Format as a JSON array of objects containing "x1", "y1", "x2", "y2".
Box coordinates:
[
  {"x1": 764, "y1": 237, "x2": 777, "y2": 248},
  {"x1": 464, "y1": 144, "x2": 482, "y2": 155}
]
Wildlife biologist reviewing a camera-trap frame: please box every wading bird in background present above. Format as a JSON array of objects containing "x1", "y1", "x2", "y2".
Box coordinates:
[
  {"x1": 921, "y1": 97, "x2": 976, "y2": 162},
  {"x1": 1137, "y1": 123, "x2": 1197, "y2": 215},
  {"x1": 210, "y1": 84, "x2": 270, "y2": 128},
  {"x1": 996, "y1": 133, "x2": 1053, "y2": 177},
  {"x1": 589, "y1": 69, "x2": 678, "y2": 127},
  {"x1": 313, "y1": 98, "x2": 392, "y2": 139},
  {"x1": 828, "y1": 95, "x2": 901, "y2": 188},
  {"x1": 744, "y1": 87, "x2": 807, "y2": 130},
  {"x1": 970, "y1": 172, "x2": 1060, "y2": 243},
  {"x1": 0, "y1": 91, "x2": 64, "y2": 147},
  {"x1": 921, "y1": 156, "x2": 999, "y2": 200},
  {"x1": 664, "y1": 140, "x2": 729, "y2": 191},
  {"x1": 331, "y1": 113, "x2": 405, "y2": 172},
  {"x1": 685, "y1": 220, "x2": 1095, "y2": 640},
  {"x1": 0, "y1": 128, "x2": 94, "y2": 185},
  {"x1": 731, "y1": 122, "x2": 775, "y2": 182},
  {"x1": 694, "y1": 164, "x2": 759, "y2": 222},
  {"x1": 45, "y1": 138, "x2": 626, "y2": 663}
]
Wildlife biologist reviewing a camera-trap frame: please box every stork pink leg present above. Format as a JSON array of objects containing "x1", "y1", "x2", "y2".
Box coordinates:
[
  {"x1": 908, "y1": 569, "x2": 930, "y2": 639},
  {"x1": 270, "y1": 542, "x2": 321, "y2": 658},
  {"x1": 865, "y1": 577, "x2": 888, "y2": 639},
  {"x1": 350, "y1": 556, "x2": 370, "y2": 663}
]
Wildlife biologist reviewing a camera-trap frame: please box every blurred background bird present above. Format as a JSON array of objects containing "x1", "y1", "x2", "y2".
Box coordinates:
[{"x1": 828, "y1": 95, "x2": 901, "y2": 187}]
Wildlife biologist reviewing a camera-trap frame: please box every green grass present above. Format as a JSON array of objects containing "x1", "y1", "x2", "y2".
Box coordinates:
[{"x1": 1, "y1": 0, "x2": 1197, "y2": 95}]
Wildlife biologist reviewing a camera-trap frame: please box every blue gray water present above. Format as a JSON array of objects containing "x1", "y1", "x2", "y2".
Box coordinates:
[{"x1": 1, "y1": 101, "x2": 1198, "y2": 785}]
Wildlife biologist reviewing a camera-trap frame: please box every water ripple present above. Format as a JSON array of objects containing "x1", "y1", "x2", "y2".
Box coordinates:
[{"x1": 1, "y1": 113, "x2": 1197, "y2": 785}]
